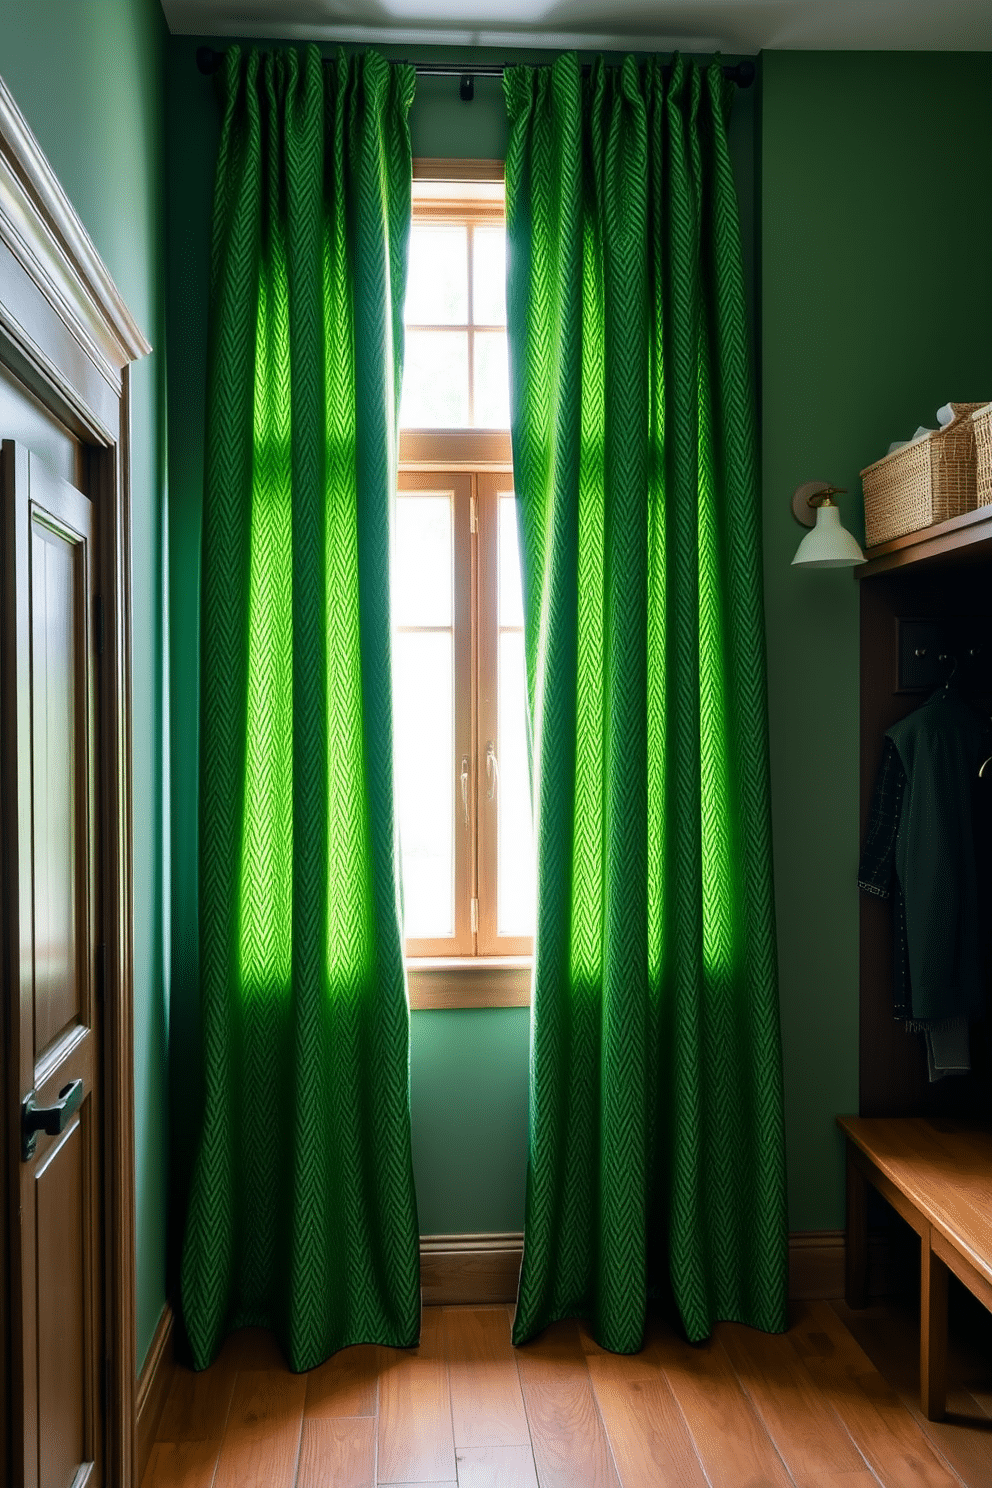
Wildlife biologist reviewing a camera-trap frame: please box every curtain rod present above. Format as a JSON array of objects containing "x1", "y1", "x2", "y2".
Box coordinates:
[{"x1": 195, "y1": 46, "x2": 756, "y2": 96}]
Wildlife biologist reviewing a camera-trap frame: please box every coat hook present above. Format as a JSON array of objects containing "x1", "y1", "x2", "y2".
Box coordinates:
[{"x1": 937, "y1": 651, "x2": 960, "y2": 687}]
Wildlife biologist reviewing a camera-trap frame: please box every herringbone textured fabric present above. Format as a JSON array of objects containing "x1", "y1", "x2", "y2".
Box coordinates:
[
  {"x1": 505, "y1": 54, "x2": 788, "y2": 1353},
  {"x1": 181, "y1": 45, "x2": 421, "y2": 1372}
]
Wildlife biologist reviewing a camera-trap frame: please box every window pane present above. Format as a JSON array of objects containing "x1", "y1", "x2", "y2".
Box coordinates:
[
  {"x1": 473, "y1": 331, "x2": 510, "y2": 429},
  {"x1": 405, "y1": 223, "x2": 468, "y2": 325},
  {"x1": 498, "y1": 630, "x2": 535, "y2": 937},
  {"x1": 473, "y1": 226, "x2": 506, "y2": 325},
  {"x1": 394, "y1": 631, "x2": 454, "y2": 938},
  {"x1": 498, "y1": 494, "x2": 524, "y2": 629},
  {"x1": 401, "y1": 331, "x2": 469, "y2": 428},
  {"x1": 394, "y1": 495, "x2": 452, "y2": 628}
]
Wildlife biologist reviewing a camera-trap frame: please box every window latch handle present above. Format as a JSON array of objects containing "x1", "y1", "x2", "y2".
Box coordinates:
[
  {"x1": 460, "y1": 755, "x2": 470, "y2": 827},
  {"x1": 486, "y1": 740, "x2": 500, "y2": 801}
]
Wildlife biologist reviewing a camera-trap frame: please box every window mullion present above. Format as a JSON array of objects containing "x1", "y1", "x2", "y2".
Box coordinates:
[
  {"x1": 476, "y1": 473, "x2": 534, "y2": 958},
  {"x1": 476, "y1": 476, "x2": 498, "y2": 954},
  {"x1": 396, "y1": 469, "x2": 475, "y2": 959},
  {"x1": 470, "y1": 471, "x2": 479, "y2": 953},
  {"x1": 454, "y1": 471, "x2": 475, "y2": 956},
  {"x1": 467, "y1": 222, "x2": 474, "y2": 427}
]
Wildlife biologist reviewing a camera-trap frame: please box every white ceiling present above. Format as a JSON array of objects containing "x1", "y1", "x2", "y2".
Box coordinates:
[{"x1": 161, "y1": 0, "x2": 992, "y2": 54}]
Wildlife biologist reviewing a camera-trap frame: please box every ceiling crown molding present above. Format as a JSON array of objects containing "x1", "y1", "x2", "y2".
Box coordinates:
[
  {"x1": 175, "y1": 20, "x2": 724, "y2": 51},
  {"x1": 163, "y1": 0, "x2": 992, "y2": 53},
  {"x1": 0, "y1": 73, "x2": 151, "y2": 416}
]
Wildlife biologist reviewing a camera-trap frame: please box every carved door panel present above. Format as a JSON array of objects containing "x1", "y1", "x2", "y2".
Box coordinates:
[{"x1": 2, "y1": 442, "x2": 102, "y2": 1488}]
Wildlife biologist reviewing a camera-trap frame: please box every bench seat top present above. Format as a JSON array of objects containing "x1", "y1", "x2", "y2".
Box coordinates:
[{"x1": 837, "y1": 1115, "x2": 992, "y2": 1291}]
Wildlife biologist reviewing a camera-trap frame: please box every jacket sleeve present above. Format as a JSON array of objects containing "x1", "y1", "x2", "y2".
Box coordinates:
[{"x1": 858, "y1": 736, "x2": 906, "y2": 899}]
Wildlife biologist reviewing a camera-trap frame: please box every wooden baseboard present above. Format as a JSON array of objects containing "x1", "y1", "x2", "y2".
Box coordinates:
[
  {"x1": 788, "y1": 1230, "x2": 892, "y2": 1301},
  {"x1": 420, "y1": 1231, "x2": 890, "y2": 1308},
  {"x1": 789, "y1": 1230, "x2": 846, "y2": 1299},
  {"x1": 135, "y1": 1302, "x2": 175, "y2": 1483},
  {"x1": 420, "y1": 1233, "x2": 524, "y2": 1306}
]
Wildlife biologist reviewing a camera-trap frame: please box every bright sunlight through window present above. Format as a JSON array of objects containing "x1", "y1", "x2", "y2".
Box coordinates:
[
  {"x1": 399, "y1": 215, "x2": 510, "y2": 429},
  {"x1": 393, "y1": 177, "x2": 535, "y2": 959}
]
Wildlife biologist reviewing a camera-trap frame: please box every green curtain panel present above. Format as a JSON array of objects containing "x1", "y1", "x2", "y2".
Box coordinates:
[
  {"x1": 181, "y1": 44, "x2": 420, "y2": 1372},
  {"x1": 505, "y1": 53, "x2": 788, "y2": 1352}
]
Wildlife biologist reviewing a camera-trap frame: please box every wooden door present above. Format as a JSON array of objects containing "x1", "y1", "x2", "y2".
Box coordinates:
[{"x1": 2, "y1": 442, "x2": 102, "y2": 1488}]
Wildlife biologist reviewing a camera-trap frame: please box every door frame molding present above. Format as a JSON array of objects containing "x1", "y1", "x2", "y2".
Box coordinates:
[{"x1": 0, "y1": 75, "x2": 150, "y2": 1487}]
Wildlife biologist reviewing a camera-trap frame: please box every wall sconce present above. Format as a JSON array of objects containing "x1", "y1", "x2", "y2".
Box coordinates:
[{"x1": 791, "y1": 481, "x2": 866, "y2": 569}]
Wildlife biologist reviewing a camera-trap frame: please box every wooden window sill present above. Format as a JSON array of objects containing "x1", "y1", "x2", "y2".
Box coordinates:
[{"x1": 406, "y1": 956, "x2": 532, "y2": 1010}]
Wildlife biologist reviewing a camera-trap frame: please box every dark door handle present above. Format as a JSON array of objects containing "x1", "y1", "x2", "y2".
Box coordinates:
[{"x1": 22, "y1": 1079, "x2": 84, "y2": 1160}]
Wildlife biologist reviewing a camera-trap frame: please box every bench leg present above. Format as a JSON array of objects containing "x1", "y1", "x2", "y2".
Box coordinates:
[
  {"x1": 845, "y1": 1145, "x2": 868, "y2": 1309},
  {"x1": 920, "y1": 1228, "x2": 948, "y2": 1422}
]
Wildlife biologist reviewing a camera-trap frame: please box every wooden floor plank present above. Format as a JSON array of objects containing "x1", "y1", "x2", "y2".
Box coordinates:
[
  {"x1": 791, "y1": 1301, "x2": 962, "y2": 1488},
  {"x1": 417, "y1": 1305, "x2": 446, "y2": 1358},
  {"x1": 140, "y1": 1440, "x2": 220, "y2": 1488},
  {"x1": 513, "y1": 1319, "x2": 620, "y2": 1488},
  {"x1": 966, "y1": 1380, "x2": 992, "y2": 1422},
  {"x1": 377, "y1": 1308, "x2": 456, "y2": 1485},
  {"x1": 455, "y1": 1444, "x2": 540, "y2": 1487},
  {"x1": 296, "y1": 1416, "x2": 374, "y2": 1488},
  {"x1": 577, "y1": 1323, "x2": 658, "y2": 1380},
  {"x1": 835, "y1": 1301, "x2": 992, "y2": 1488},
  {"x1": 644, "y1": 1319, "x2": 794, "y2": 1487},
  {"x1": 581, "y1": 1340, "x2": 710, "y2": 1488},
  {"x1": 304, "y1": 1343, "x2": 379, "y2": 1419},
  {"x1": 856, "y1": 1291, "x2": 992, "y2": 1424},
  {"x1": 156, "y1": 1364, "x2": 237, "y2": 1445},
  {"x1": 444, "y1": 1307, "x2": 530, "y2": 1449},
  {"x1": 141, "y1": 1298, "x2": 992, "y2": 1488},
  {"x1": 212, "y1": 1370, "x2": 307, "y2": 1488},
  {"x1": 719, "y1": 1320, "x2": 878, "y2": 1488}
]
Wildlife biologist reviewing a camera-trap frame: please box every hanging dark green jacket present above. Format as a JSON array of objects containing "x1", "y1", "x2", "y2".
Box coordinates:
[{"x1": 882, "y1": 689, "x2": 990, "y2": 1025}]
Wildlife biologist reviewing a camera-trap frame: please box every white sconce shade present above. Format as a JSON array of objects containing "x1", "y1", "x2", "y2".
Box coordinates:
[{"x1": 791, "y1": 482, "x2": 866, "y2": 569}]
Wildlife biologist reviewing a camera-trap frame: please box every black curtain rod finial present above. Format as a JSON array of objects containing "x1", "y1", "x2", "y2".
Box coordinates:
[
  {"x1": 197, "y1": 46, "x2": 223, "y2": 75},
  {"x1": 726, "y1": 59, "x2": 756, "y2": 89}
]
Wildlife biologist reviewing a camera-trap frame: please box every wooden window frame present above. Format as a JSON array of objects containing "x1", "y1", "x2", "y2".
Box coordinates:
[
  {"x1": 399, "y1": 437, "x2": 533, "y2": 1008},
  {"x1": 396, "y1": 469, "x2": 474, "y2": 960},
  {"x1": 400, "y1": 164, "x2": 534, "y2": 1007},
  {"x1": 476, "y1": 470, "x2": 532, "y2": 959},
  {"x1": 404, "y1": 161, "x2": 507, "y2": 432}
]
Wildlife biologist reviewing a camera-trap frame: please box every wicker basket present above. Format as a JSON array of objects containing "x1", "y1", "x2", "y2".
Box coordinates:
[
  {"x1": 972, "y1": 402, "x2": 992, "y2": 510},
  {"x1": 861, "y1": 402, "x2": 987, "y2": 548}
]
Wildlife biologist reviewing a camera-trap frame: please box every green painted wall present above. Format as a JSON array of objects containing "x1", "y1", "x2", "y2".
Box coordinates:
[
  {"x1": 164, "y1": 37, "x2": 211, "y2": 1281},
  {"x1": 0, "y1": 0, "x2": 170, "y2": 1368},
  {"x1": 411, "y1": 1008, "x2": 529, "y2": 1233},
  {"x1": 759, "y1": 51, "x2": 992, "y2": 1230}
]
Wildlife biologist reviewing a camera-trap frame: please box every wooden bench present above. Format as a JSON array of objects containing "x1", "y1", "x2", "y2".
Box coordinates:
[{"x1": 837, "y1": 1115, "x2": 992, "y2": 1420}]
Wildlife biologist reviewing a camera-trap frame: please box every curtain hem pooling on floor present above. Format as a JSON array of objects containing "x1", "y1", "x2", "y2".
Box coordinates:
[
  {"x1": 181, "y1": 44, "x2": 421, "y2": 1373},
  {"x1": 505, "y1": 52, "x2": 788, "y2": 1353}
]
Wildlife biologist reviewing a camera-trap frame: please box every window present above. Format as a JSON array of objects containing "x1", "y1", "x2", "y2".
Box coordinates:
[
  {"x1": 399, "y1": 187, "x2": 509, "y2": 430},
  {"x1": 393, "y1": 163, "x2": 535, "y2": 1005}
]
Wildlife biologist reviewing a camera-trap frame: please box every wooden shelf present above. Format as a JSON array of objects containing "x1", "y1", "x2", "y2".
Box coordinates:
[{"x1": 858, "y1": 504, "x2": 992, "y2": 578}]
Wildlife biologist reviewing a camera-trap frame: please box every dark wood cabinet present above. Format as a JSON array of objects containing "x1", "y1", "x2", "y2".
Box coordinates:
[{"x1": 858, "y1": 507, "x2": 992, "y2": 1118}]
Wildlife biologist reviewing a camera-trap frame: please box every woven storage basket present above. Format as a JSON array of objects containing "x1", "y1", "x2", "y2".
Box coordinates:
[
  {"x1": 861, "y1": 402, "x2": 986, "y2": 548},
  {"x1": 972, "y1": 402, "x2": 992, "y2": 510}
]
